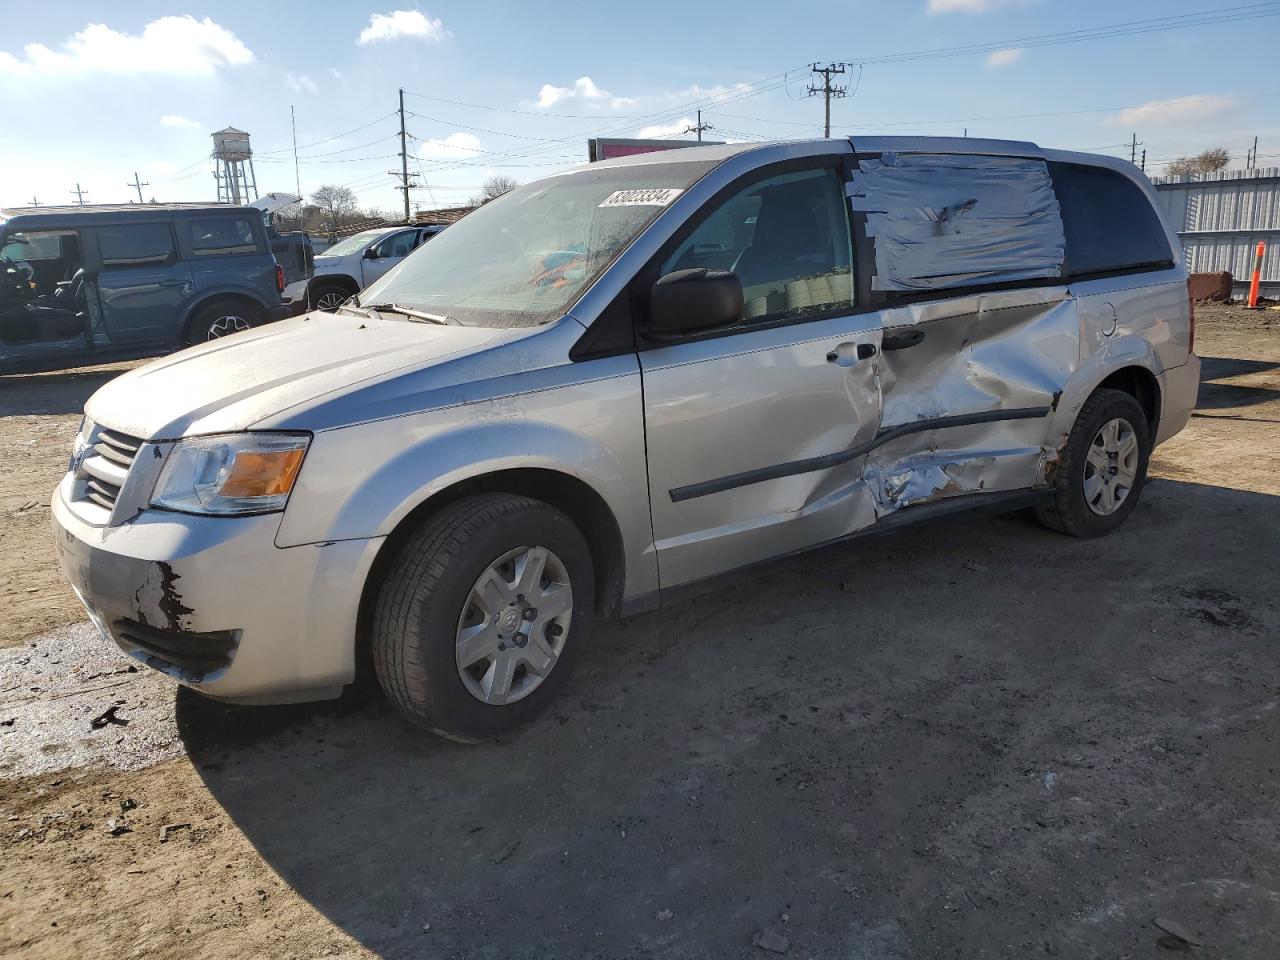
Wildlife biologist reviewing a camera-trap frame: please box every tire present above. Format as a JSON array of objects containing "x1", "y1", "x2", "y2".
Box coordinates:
[
  {"x1": 186, "y1": 300, "x2": 259, "y2": 344},
  {"x1": 1035, "y1": 388, "x2": 1151, "y2": 538},
  {"x1": 371, "y1": 493, "x2": 595, "y2": 742},
  {"x1": 311, "y1": 282, "x2": 352, "y2": 312}
]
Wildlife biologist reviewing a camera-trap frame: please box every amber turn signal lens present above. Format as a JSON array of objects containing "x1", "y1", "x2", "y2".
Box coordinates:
[{"x1": 218, "y1": 448, "x2": 305, "y2": 498}]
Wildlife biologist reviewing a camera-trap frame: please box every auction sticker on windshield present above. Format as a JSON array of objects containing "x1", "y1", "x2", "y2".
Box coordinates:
[{"x1": 599, "y1": 188, "x2": 684, "y2": 207}]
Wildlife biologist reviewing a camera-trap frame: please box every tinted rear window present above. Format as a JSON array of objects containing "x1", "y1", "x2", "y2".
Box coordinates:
[
  {"x1": 188, "y1": 217, "x2": 261, "y2": 256},
  {"x1": 100, "y1": 223, "x2": 175, "y2": 267},
  {"x1": 1049, "y1": 163, "x2": 1172, "y2": 277}
]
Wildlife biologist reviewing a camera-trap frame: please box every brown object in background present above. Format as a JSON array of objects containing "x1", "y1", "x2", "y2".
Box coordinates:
[{"x1": 1188, "y1": 271, "x2": 1233, "y2": 302}]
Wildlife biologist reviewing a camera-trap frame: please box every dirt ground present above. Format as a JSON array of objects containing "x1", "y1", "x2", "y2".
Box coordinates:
[
  {"x1": 0, "y1": 359, "x2": 142, "y2": 646},
  {"x1": 1, "y1": 304, "x2": 1279, "y2": 959}
]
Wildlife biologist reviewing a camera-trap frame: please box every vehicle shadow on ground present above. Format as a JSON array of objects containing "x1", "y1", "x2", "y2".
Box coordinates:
[
  {"x1": 1196, "y1": 355, "x2": 1280, "y2": 412},
  {"x1": 181, "y1": 478, "x2": 1280, "y2": 959},
  {"x1": 0, "y1": 366, "x2": 136, "y2": 416}
]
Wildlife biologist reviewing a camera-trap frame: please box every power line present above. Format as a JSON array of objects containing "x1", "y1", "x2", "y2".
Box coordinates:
[
  {"x1": 255, "y1": 112, "x2": 398, "y2": 156},
  {"x1": 837, "y1": 2, "x2": 1280, "y2": 66}
]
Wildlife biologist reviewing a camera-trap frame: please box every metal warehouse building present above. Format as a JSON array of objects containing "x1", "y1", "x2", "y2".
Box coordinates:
[{"x1": 1152, "y1": 167, "x2": 1280, "y2": 299}]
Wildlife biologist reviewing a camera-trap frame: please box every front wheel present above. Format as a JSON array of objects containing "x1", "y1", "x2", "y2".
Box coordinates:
[
  {"x1": 311, "y1": 282, "x2": 351, "y2": 312},
  {"x1": 371, "y1": 494, "x2": 595, "y2": 741},
  {"x1": 1035, "y1": 388, "x2": 1151, "y2": 538}
]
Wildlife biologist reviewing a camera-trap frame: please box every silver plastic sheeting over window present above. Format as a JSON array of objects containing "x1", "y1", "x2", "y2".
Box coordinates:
[{"x1": 847, "y1": 153, "x2": 1066, "y2": 292}]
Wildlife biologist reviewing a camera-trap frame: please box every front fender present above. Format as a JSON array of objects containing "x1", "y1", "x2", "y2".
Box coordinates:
[{"x1": 273, "y1": 367, "x2": 658, "y2": 598}]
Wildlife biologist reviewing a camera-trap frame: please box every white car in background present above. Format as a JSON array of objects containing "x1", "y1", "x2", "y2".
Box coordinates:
[{"x1": 300, "y1": 224, "x2": 446, "y2": 311}]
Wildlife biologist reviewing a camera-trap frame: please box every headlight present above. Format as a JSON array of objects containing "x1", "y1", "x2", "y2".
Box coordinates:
[{"x1": 151, "y1": 433, "x2": 310, "y2": 516}]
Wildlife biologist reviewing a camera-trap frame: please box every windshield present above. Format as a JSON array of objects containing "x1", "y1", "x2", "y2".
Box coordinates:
[
  {"x1": 322, "y1": 230, "x2": 385, "y2": 258},
  {"x1": 356, "y1": 159, "x2": 717, "y2": 327}
]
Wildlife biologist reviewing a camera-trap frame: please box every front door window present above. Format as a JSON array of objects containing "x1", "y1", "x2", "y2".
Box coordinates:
[{"x1": 659, "y1": 167, "x2": 855, "y2": 326}]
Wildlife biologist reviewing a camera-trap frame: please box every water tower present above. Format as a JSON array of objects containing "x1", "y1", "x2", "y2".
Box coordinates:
[{"x1": 211, "y1": 126, "x2": 259, "y2": 204}]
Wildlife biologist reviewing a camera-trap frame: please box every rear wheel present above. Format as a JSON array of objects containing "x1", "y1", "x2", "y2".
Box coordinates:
[
  {"x1": 371, "y1": 494, "x2": 594, "y2": 742},
  {"x1": 1035, "y1": 388, "x2": 1151, "y2": 538},
  {"x1": 187, "y1": 300, "x2": 259, "y2": 344}
]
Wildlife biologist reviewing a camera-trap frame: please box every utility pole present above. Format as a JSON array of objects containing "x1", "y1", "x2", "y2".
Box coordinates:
[
  {"x1": 127, "y1": 172, "x2": 149, "y2": 204},
  {"x1": 28, "y1": 196, "x2": 39, "y2": 207},
  {"x1": 1129, "y1": 132, "x2": 1142, "y2": 165},
  {"x1": 71, "y1": 183, "x2": 88, "y2": 205},
  {"x1": 390, "y1": 87, "x2": 420, "y2": 223},
  {"x1": 683, "y1": 109, "x2": 713, "y2": 142},
  {"x1": 807, "y1": 62, "x2": 848, "y2": 139},
  {"x1": 1248, "y1": 135, "x2": 1258, "y2": 170}
]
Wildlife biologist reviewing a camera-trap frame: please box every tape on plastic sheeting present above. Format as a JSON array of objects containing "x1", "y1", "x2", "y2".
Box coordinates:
[{"x1": 847, "y1": 153, "x2": 1067, "y2": 292}]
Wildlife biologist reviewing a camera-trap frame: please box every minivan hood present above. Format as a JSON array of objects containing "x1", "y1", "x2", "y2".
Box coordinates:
[{"x1": 85, "y1": 311, "x2": 503, "y2": 439}]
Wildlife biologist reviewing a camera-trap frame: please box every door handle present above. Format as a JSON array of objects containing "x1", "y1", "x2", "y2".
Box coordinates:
[
  {"x1": 826, "y1": 342, "x2": 878, "y2": 365},
  {"x1": 158, "y1": 279, "x2": 187, "y2": 288},
  {"x1": 882, "y1": 329, "x2": 925, "y2": 351}
]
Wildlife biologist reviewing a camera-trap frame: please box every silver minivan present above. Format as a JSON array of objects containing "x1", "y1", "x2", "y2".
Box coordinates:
[{"x1": 53, "y1": 137, "x2": 1199, "y2": 741}]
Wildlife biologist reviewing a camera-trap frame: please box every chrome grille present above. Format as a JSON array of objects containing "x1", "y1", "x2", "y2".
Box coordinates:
[{"x1": 76, "y1": 427, "x2": 143, "y2": 513}]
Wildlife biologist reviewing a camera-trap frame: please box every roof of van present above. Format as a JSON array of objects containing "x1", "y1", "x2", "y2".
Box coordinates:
[
  {"x1": 1, "y1": 203, "x2": 249, "y2": 232},
  {"x1": 585, "y1": 135, "x2": 1133, "y2": 170}
]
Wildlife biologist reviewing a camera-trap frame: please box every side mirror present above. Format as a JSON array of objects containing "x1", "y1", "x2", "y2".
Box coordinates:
[
  {"x1": 363, "y1": 247, "x2": 379, "y2": 260},
  {"x1": 650, "y1": 268, "x2": 743, "y2": 336}
]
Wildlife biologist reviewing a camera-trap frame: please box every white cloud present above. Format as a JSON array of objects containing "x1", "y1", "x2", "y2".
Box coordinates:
[
  {"x1": 160, "y1": 114, "x2": 200, "y2": 130},
  {"x1": 1105, "y1": 94, "x2": 1236, "y2": 128},
  {"x1": 0, "y1": 16, "x2": 252, "y2": 77},
  {"x1": 667, "y1": 82, "x2": 754, "y2": 104},
  {"x1": 637, "y1": 118, "x2": 694, "y2": 139},
  {"x1": 285, "y1": 72, "x2": 318, "y2": 94},
  {"x1": 535, "y1": 76, "x2": 634, "y2": 111},
  {"x1": 415, "y1": 132, "x2": 482, "y2": 159},
  {"x1": 928, "y1": 0, "x2": 1026, "y2": 12},
  {"x1": 357, "y1": 10, "x2": 447, "y2": 45},
  {"x1": 985, "y1": 48, "x2": 1023, "y2": 68}
]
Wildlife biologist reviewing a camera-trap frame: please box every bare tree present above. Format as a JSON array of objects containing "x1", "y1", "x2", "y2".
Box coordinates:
[
  {"x1": 311, "y1": 184, "x2": 359, "y2": 233},
  {"x1": 1167, "y1": 147, "x2": 1231, "y2": 177},
  {"x1": 471, "y1": 175, "x2": 518, "y2": 206}
]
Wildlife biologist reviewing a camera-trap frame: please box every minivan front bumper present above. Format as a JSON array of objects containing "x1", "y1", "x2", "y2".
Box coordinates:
[{"x1": 51, "y1": 480, "x2": 383, "y2": 704}]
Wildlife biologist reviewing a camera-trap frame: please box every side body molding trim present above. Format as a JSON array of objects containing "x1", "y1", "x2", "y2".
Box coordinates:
[{"x1": 668, "y1": 406, "x2": 1054, "y2": 503}]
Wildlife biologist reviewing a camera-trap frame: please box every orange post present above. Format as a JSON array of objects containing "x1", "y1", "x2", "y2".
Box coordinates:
[{"x1": 1245, "y1": 240, "x2": 1266, "y2": 309}]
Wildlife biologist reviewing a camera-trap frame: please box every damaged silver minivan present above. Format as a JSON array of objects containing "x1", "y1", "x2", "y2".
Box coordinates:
[{"x1": 53, "y1": 136, "x2": 1199, "y2": 741}]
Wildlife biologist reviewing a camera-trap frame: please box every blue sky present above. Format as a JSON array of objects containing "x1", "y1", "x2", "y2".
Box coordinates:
[{"x1": 2, "y1": 1, "x2": 1278, "y2": 213}]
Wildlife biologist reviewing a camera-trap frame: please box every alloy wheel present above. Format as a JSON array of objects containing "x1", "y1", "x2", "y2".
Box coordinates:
[{"x1": 207, "y1": 315, "x2": 250, "y2": 340}]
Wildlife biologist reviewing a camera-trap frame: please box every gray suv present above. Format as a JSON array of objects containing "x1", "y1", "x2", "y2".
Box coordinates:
[
  {"x1": 53, "y1": 137, "x2": 1199, "y2": 742},
  {"x1": 1, "y1": 203, "x2": 290, "y2": 374}
]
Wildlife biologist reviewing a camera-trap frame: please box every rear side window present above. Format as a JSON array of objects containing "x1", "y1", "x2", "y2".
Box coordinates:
[
  {"x1": 99, "y1": 223, "x2": 176, "y2": 268},
  {"x1": 188, "y1": 217, "x2": 261, "y2": 256},
  {"x1": 848, "y1": 153, "x2": 1066, "y2": 293},
  {"x1": 1049, "y1": 163, "x2": 1173, "y2": 277}
]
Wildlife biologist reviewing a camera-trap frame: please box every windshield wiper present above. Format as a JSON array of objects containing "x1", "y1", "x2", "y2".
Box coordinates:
[{"x1": 365, "y1": 302, "x2": 455, "y2": 325}]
